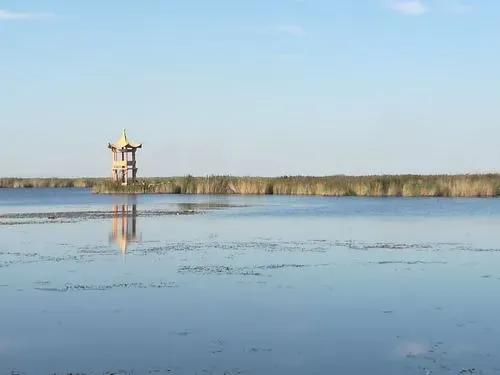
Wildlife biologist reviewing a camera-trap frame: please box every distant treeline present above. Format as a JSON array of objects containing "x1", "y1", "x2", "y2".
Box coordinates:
[{"x1": 2, "y1": 175, "x2": 500, "y2": 197}]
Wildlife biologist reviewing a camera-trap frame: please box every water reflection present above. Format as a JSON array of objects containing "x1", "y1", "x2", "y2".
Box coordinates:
[{"x1": 109, "y1": 204, "x2": 140, "y2": 253}]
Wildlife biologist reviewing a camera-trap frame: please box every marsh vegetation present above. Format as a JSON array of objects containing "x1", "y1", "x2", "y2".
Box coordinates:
[
  {"x1": 92, "y1": 174, "x2": 500, "y2": 197},
  {"x1": 3, "y1": 175, "x2": 500, "y2": 197},
  {"x1": 0, "y1": 178, "x2": 101, "y2": 188}
]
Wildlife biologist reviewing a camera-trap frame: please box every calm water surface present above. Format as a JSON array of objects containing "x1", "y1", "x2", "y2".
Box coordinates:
[{"x1": 1, "y1": 189, "x2": 500, "y2": 374}]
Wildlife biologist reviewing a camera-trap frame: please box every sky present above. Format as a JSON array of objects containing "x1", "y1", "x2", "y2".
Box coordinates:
[{"x1": 1, "y1": 0, "x2": 499, "y2": 177}]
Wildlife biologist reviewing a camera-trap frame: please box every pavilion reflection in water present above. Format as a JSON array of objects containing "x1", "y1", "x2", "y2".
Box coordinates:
[{"x1": 109, "y1": 204, "x2": 140, "y2": 253}]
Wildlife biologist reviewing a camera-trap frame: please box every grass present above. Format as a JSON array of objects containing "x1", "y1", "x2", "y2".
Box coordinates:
[
  {"x1": 3, "y1": 175, "x2": 500, "y2": 197},
  {"x1": 0, "y1": 178, "x2": 103, "y2": 189},
  {"x1": 90, "y1": 174, "x2": 500, "y2": 197}
]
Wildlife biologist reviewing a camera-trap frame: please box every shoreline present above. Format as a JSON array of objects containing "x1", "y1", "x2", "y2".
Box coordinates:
[{"x1": 2, "y1": 175, "x2": 500, "y2": 197}]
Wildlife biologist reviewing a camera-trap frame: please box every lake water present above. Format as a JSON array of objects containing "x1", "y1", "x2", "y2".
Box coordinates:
[{"x1": 1, "y1": 189, "x2": 500, "y2": 374}]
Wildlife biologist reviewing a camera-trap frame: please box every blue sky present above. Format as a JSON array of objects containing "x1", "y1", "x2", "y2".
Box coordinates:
[{"x1": 1, "y1": 0, "x2": 499, "y2": 177}]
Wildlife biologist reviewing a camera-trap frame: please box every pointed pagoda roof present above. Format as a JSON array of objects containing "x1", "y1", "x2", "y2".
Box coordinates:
[{"x1": 108, "y1": 129, "x2": 142, "y2": 149}]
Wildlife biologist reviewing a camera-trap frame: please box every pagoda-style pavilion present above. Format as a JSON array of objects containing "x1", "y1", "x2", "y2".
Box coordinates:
[{"x1": 108, "y1": 130, "x2": 142, "y2": 185}]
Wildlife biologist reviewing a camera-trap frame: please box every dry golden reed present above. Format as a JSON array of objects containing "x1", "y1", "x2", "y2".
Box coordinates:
[
  {"x1": 2, "y1": 175, "x2": 499, "y2": 197},
  {"x1": 88, "y1": 174, "x2": 500, "y2": 197},
  {"x1": 0, "y1": 178, "x2": 101, "y2": 189}
]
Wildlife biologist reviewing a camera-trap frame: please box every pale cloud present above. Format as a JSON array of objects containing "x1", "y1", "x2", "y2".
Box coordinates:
[
  {"x1": 390, "y1": 0, "x2": 429, "y2": 15},
  {"x1": 0, "y1": 9, "x2": 52, "y2": 21}
]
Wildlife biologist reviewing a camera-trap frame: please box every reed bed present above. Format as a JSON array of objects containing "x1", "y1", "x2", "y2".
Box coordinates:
[
  {"x1": 90, "y1": 175, "x2": 500, "y2": 197},
  {"x1": 2, "y1": 175, "x2": 500, "y2": 197},
  {"x1": 0, "y1": 178, "x2": 103, "y2": 189}
]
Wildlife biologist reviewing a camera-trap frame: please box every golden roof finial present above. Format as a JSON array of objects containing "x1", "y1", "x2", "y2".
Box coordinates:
[{"x1": 108, "y1": 129, "x2": 142, "y2": 149}]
